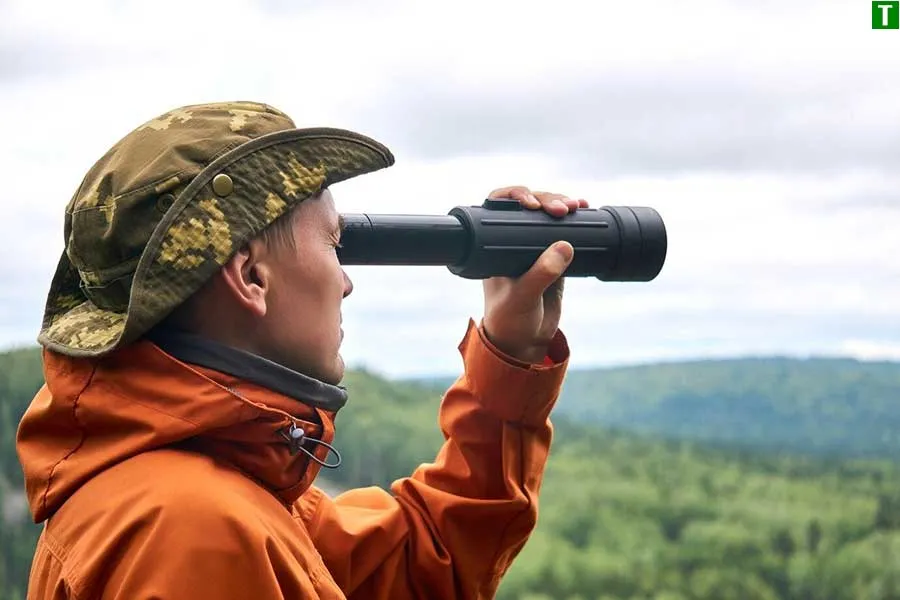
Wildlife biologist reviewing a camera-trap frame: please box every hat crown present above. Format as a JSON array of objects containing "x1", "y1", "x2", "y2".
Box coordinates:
[{"x1": 65, "y1": 102, "x2": 295, "y2": 310}]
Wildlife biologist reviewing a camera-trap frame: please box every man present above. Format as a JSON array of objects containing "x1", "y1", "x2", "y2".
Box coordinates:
[{"x1": 16, "y1": 101, "x2": 583, "y2": 599}]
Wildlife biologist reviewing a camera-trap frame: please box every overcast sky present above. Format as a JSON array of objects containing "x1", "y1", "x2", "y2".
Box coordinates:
[{"x1": 1, "y1": 0, "x2": 898, "y2": 378}]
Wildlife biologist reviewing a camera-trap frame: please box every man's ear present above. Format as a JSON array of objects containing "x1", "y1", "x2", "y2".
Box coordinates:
[{"x1": 220, "y1": 239, "x2": 273, "y2": 318}]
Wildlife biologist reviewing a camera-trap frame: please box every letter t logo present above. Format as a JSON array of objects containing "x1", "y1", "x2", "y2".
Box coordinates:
[{"x1": 873, "y1": 1, "x2": 900, "y2": 28}]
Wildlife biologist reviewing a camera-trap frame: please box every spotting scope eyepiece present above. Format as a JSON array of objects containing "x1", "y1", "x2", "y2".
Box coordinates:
[{"x1": 337, "y1": 198, "x2": 667, "y2": 282}]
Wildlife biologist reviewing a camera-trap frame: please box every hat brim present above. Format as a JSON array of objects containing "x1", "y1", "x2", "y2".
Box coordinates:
[
  {"x1": 37, "y1": 252, "x2": 127, "y2": 355},
  {"x1": 39, "y1": 127, "x2": 394, "y2": 357}
]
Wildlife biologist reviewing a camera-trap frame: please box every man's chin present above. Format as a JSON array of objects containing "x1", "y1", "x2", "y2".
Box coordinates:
[
  {"x1": 278, "y1": 352, "x2": 343, "y2": 386},
  {"x1": 319, "y1": 355, "x2": 345, "y2": 386},
  {"x1": 333, "y1": 355, "x2": 346, "y2": 383}
]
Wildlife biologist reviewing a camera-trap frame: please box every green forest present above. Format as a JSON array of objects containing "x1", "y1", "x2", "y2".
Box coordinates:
[
  {"x1": 416, "y1": 357, "x2": 900, "y2": 461},
  {"x1": 3, "y1": 346, "x2": 900, "y2": 599}
]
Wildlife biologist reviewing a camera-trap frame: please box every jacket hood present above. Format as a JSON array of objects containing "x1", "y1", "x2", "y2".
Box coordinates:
[{"x1": 16, "y1": 330, "x2": 346, "y2": 523}]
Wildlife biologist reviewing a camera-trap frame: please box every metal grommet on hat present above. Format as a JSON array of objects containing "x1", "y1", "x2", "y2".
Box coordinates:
[
  {"x1": 156, "y1": 193, "x2": 176, "y2": 214},
  {"x1": 212, "y1": 173, "x2": 234, "y2": 197}
]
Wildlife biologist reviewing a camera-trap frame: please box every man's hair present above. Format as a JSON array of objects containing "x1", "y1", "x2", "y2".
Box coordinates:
[
  {"x1": 260, "y1": 207, "x2": 298, "y2": 252},
  {"x1": 151, "y1": 201, "x2": 302, "y2": 335},
  {"x1": 260, "y1": 188, "x2": 332, "y2": 252}
]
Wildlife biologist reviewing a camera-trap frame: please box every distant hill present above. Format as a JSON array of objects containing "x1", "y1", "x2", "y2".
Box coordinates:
[{"x1": 410, "y1": 357, "x2": 900, "y2": 461}]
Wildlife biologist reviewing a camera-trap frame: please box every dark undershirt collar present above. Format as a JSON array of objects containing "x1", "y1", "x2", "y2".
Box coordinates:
[{"x1": 146, "y1": 328, "x2": 348, "y2": 413}]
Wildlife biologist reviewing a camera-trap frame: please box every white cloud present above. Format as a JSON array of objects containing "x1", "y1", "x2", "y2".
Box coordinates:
[
  {"x1": 839, "y1": 339, "x2": 900, "y2": 362},
  {"x1": 1, "y1": 0, "x2": 898, "y2": 378}
]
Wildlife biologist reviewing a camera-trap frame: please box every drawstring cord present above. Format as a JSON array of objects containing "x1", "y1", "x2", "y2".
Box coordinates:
[
  {"x1": 222, "y1": 386, "x2": 343, "y2": 470},
  {"x1": 280, "y1": 422, "x2": 342, "y2": 469}
]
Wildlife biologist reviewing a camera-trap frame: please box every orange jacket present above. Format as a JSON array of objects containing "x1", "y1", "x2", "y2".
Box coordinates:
[{"x1": 16, "y1": 319, "x2": 569, "y2": 599}]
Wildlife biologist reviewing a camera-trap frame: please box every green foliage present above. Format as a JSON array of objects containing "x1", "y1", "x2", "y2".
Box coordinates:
[
  {"x1": 0, "y1": 347, "x2": 43, "y2": 488},
  {"x1": 0, "y1": 486, "x2": 34, "y2": 600},
  {"x1": 417, "y1": 357, "x2": 900, "y2": 461},
  {"x1": 489, "y1": 419, "x2": 900, "y2": 599},
  {"x1": 331, "y1": 369, "x2": 447, "y2": 490},
  {"x1": 3, "y1": 347, "x2": 900, "y2": 598},
  {"x1": 556, "y1": 357, "x2": 900, "y2": 461}
]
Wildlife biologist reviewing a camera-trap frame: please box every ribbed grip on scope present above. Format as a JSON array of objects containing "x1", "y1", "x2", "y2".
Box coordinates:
[{"x1": 447, "y1": 202, "x2": 666, "y2": 281}]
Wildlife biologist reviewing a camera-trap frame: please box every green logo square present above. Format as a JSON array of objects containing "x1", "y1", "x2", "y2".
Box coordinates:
[{"x1": 873, "y1": 1, "x2": 900, "y2": 28}]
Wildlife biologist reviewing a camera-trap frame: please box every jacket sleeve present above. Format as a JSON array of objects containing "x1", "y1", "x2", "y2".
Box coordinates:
[{"x1": 299, "y1": 318, "x2": 570, "y2": 599}]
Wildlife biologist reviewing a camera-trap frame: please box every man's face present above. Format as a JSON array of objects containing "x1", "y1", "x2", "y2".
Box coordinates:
[{"x1": 256, "y1": 189, "x2": 352, "y2": 384}]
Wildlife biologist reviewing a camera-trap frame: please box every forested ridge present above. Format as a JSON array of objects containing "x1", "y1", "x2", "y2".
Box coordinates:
[
  {"x1": 417, "y1": 357, "x2": 900, "y2": 461},
  {"x1": 3, "y1": 347, "x2": 900, "y2": 599}
]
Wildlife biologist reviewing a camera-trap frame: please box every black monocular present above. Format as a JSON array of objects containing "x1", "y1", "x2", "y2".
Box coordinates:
[{"x1": 337, "y1": 198, "x2": 667, "y2": 282}]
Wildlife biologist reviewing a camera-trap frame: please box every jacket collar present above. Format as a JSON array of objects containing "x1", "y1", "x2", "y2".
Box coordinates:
[{"x1": 17, "y1": 332, "x2": 345, "y2": 522}]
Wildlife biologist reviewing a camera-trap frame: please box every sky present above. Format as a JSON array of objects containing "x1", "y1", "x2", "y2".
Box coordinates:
[{"x1": 1, "y1": 0, "x2": 898, "y2": 378}]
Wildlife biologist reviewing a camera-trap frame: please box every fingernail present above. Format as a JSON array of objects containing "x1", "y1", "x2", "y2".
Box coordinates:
[{"x1": 554, "y1": 241, "x2": 574, "y2": 263}]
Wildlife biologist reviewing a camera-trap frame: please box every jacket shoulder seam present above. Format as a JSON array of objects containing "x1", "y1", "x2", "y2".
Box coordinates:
[{"x1": 40, "y1": 363, "x2": 97, "y2": 518}]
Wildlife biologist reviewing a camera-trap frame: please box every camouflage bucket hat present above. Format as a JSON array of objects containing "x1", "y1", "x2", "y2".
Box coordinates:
[{"x1": 38, "y1": 101, "x2": 394, "y2": 357}]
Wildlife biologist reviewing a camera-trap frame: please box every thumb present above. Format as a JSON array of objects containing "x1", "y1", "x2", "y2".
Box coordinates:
[{"x1": 516, "y1": 241, "x2": 574, "y2": 297}]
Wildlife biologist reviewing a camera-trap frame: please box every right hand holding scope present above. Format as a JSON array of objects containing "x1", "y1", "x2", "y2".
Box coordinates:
[{"x1": 336, "y1": 198, "x2": 667, "y2": 282}]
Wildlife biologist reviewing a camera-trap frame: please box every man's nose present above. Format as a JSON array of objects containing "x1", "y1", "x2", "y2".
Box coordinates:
[{"x1": 342, "y1": 270, "x2": 353, "y2": 298}]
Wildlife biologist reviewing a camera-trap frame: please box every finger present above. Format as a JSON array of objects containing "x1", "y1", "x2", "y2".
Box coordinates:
[
  {"x1": 513, "y1": 241, "x2": 574, "y2": 299},
  {"x1": 488, "y1": 186, "x2": 540, "y2": 209},
  {"x1": 541, "y1": 277, "x2": 565, "y2": 320},
  {"x1": 535, "y1": 192, "x2": 583, "y2": 214},
  {"x1": 577, "y1": 198, "x2": 590, "y2": 208},
  {"x1": 561, "y1": 196, "x2": 581, "y2": 212},
  {"x1": 543, "y1": 275, "x2": 565, "y2": 304},
  {"x1": 533, "y1": 192, "x2": 571, "y2": 216}
]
